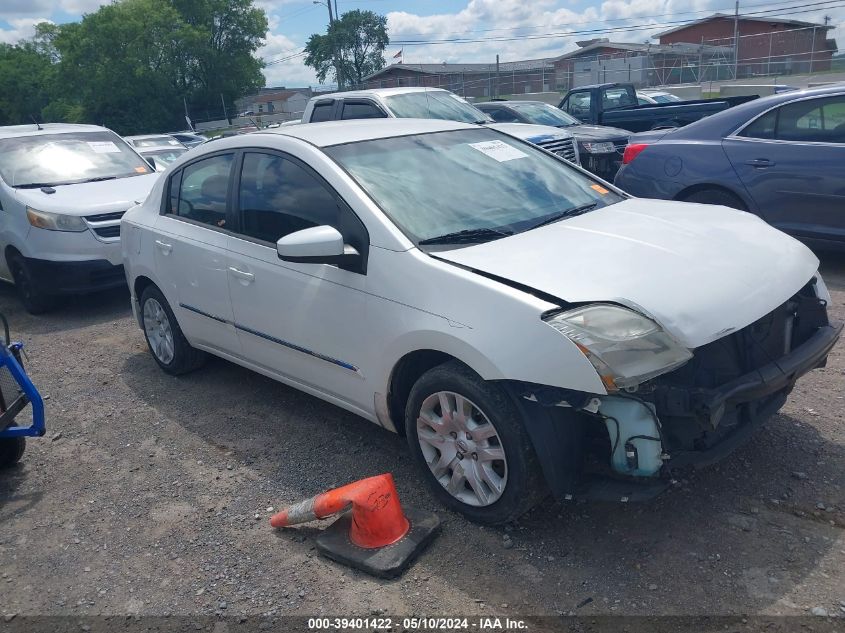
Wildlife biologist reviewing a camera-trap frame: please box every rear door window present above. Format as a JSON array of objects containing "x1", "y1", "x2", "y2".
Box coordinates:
[
  {"x1": 741, "y1": 96, "x2": 845, "y2": 143},
  {"x1": 172, "y1": 154, "x2": 233, "y2": 229}
]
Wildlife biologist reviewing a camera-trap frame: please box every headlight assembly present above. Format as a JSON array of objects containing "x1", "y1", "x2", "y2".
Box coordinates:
[
  {"x1": 26, "y1": 207, "x2": 88, "y2": 232},
  {"x1": 580, "y1": 141, "x2": 615, "y2": 154},
  {"x1": 544, "y1": 304, "x2": 692, "y2": 390}
]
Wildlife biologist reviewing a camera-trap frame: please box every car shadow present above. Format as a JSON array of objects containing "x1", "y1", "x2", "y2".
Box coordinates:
[
  {"x1": 120, "y1": 348, "x2": 843, "y2": 615},
  {"x1": 0, "y1": 283, "x2": 131, "y2": 338}
]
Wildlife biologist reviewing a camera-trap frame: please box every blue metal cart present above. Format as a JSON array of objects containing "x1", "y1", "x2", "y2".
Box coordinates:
[{"x1": 0, "y1": 314, "x2": 45, "y2": 468}]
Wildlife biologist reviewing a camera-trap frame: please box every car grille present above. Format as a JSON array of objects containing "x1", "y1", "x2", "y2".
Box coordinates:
[
  {"x1": 85, "y1": 211, "x2": 126, "y2": 241},
  {"x1": 534, "y1": 137, "x2": 579, "y2": 164}
]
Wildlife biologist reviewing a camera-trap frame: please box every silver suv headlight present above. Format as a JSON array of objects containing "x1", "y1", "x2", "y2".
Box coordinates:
[
  {"x1": 544, "y1": 304, "x2": 692, "y2": 391},
  {"x1": 26, "y1": 207, "x2": 87, "y2": 232}
]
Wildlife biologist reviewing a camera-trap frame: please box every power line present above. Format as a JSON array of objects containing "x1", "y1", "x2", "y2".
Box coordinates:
[
  {"x1": 390, "y1": 0, "x2": 843, "y2": 46},
  {"x1": 389, "y1": 0, "x2": 832, "y2": 39}
]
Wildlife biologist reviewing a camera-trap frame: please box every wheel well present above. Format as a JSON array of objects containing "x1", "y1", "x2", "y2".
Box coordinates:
[
  {"x1": 674, "y1": 183, "x2": 747, "y2": 210},
  {"x1": 133, "y1": 275, "x2": 156, "y2": 300},
  {"x1": 4, "y1": 246, "x2": 21, "y2": 268},
  {"x1": 387, "y1": 350, "x2": 457, "y2": 435}
]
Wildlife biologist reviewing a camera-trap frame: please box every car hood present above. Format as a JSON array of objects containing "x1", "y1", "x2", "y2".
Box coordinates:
[
  {"x1": 434, "y1": 198, "x2": 819, "y2": 349},
  {"x1": 569, "y1": 124, "x2": 630, "y2": 141},
  {"x1": 488, "y1": 122, "x2": 574, "y2": 142},
  {"x1": 13, "y1": 173, "x2": 160, "y2": 216}
]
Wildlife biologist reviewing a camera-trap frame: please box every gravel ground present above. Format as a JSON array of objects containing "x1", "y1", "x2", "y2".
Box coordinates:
[{"x1": 1, "y1": 252, "x2": 844, "y2": 629}]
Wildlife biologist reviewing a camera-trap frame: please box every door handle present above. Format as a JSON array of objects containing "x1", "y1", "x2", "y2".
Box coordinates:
[
  {"x1": 228, "y1": 266, "x2": 255, "y2": 283},
  {"x1": 745, "y1": 158, "x2": 774, "y2": 168},
  {"x1": 155, "y1": 239, "x2": 172, "y2": 255}
]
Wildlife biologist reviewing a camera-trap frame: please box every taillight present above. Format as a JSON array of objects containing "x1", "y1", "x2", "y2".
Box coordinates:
[{"x1": 622, "y1": 143, "x2": 649, "y2": 164}]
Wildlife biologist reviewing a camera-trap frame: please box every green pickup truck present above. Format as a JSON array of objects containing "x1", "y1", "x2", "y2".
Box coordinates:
[{"x1": 559, "y1": 82, "x2": 757, "y2": 133}]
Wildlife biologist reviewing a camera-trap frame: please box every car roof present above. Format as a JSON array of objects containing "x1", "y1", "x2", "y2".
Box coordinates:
[
  {"x1": 252, "y1": 118, "x2": 477, "y2": 147},
  {"x1": 138, "y1": 145, "x2": 188, "y2": 153},
  {"x1": 0, "y1": 123, "x2": 111, "y2": 140},
  {"x1": 640, "y1": 90, "x2": 672, "y2": 94},
  {"x1": 477, "y1": 101, "x2": 547, "y2": 107},
  {"x1": 309, "y1": 87, "x2": 452, "y2": 101},
  {"x1": 125, "y1": 134, "x2": 176, "y2": 141},
  {"x1": 671, "y1": 84, "x2": 845, "y2": 138}
]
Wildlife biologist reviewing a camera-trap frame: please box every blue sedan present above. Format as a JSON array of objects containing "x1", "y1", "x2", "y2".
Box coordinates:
[{"x1": 614, "y1": 85, "x2": 845, "y2": 248}]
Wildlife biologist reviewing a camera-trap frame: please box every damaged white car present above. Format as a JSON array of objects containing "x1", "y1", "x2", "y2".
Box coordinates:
[{"x1": 121, "y1": 119, "x2": 841, "y2": 524}]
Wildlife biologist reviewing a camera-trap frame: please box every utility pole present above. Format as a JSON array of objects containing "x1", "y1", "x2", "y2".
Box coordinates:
[
  {"x1": 733, "y1": 0, "x2": 740, "y2": 80},
  {"x1": 495, "y1": 54, "x2": 500, "y2": 98},
  {"x1": 810, "y1": 25, "x2": 817, "y2": 73},
  {"x1": 220, "y1": 93, "x2": 229, "y2": 124},
  {"x1": 314, "y1": 0, "x2": 342, "y2": 88}
]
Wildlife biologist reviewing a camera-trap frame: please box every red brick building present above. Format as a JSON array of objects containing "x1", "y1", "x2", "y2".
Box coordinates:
[{"x1": 657, "y1": 14, "x2": 837, "y2": 76}]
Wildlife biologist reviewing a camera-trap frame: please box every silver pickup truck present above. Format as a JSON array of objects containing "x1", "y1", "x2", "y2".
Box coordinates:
[{"x1": 299, "y1": 87, "x2": 580, "y2": 166}]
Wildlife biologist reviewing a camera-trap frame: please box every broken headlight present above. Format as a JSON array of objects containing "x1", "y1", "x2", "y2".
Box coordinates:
[{"x1": 544, "y1": 304, "x2": 692, "y2": 391}]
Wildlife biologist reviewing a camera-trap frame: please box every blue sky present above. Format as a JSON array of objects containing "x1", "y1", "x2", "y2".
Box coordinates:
[{"x1": 2, "y1": 0, "x2": 842, "y2": 88}]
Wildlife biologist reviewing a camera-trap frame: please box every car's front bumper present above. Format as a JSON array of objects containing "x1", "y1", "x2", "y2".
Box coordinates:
[
  {"x1": 23, "y1": 256, "x2": 126, "y2": 295},
  {"x1": 659, "y1": 320, "x2": 842, "y2": 469}
]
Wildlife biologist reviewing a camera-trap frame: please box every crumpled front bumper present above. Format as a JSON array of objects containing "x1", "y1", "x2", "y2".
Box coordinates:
[{"x1": 658, "y1": 320, "x2": 842, "y2": 468}]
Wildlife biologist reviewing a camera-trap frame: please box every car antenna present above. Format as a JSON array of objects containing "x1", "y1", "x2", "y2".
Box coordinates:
[{"x1": 30, "y1": 115, "x2": 43, "y2": 131}]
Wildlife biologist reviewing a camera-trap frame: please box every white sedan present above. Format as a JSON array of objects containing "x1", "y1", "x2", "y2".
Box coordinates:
[{"x1": 121, "y1": 118, "x2": 840, "y2": 524}]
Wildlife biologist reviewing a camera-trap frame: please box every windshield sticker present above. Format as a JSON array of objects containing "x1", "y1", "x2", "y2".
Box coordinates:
[
  {"x1": 134, "y1": 166, "x2": 149, "y2": 173},
  {"x1": 87, "y1": 141, "x2": 121, "y2": 154},
  {"x1": 591, "y1": 184, "x2": 610, "y2": 195},
  {"x1": 468, "y1": 140, "x2": 528, "y2": 162}
]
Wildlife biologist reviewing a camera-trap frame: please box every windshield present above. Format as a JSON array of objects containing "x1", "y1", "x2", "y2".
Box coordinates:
[
  {"x1": 142, "y1": 148, "x2": 186, "y2": 163},
  {"x1": 384, "y1": 91, "x2": 491, "y2": 124},
  {"x1": 0, "y1": 131, "x2": 153, "y2": 188},
  {"x1": 510, "y1": 103, "x2": 579, "y2": 127},
  {"x1": 131, "y1": 136, "x2": 182, "y2": 148},
  {"x1": 326, "y1": 129, "x2": 622, "y2": 244}
]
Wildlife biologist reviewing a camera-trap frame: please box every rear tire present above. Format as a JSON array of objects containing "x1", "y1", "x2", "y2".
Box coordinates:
[
  {"x1": 681, "y1": 188, "x2": 746, "y2": 210},
  {"x1": 0, "y1": 437, "x2": 25, "y2": 468},
  {"x1": 405, "y1": 360, "x2": 545, "y2": 525},
  {"x1": 139, "y1": 285, "x2": 206, "y2": 375},
  {"x1": 9, "y1": 255, "x2": 57, "y2": 315}
]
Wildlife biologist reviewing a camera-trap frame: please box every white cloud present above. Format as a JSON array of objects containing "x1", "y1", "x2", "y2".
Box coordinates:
[
  {"x1": 0, "y1": 17, "x2": 53, "y2": 44},
  {"x1": 259, "y1": 29, "x2": 317, "y2": 87}
]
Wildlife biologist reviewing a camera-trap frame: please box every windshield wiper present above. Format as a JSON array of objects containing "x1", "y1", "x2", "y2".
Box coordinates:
[
  {"x1": 15, "y1": 182, "x2": 61, "y2": 189},
  {"x1": 418, "y1": 227, "x2": 513, "y2": 245},
  {"x1": 528, "y1": 203, "x2": 598, "y2": 230},
  {"x1": 79, "y1": 175, "x2": 118, "y2": 183}
]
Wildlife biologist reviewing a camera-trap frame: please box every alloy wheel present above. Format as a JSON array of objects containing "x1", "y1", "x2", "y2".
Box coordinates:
[
  {"x1": 416, "y1": 391, "x2": 508, "y2": 507},
  {"x1": 143, "y1": 298, "x2": 175, "y2": 365}
]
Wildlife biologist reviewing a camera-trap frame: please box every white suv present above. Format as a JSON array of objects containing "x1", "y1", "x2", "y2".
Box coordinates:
[
  {"x1": 121, "y1": 118, "x2": 839, "y2": 524},
  {"x1": 0, "y1": 123, "x2": 159, "y2": 312}
]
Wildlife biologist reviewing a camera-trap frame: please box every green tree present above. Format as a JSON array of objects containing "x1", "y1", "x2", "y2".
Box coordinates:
[
  {"x1": 305, "y1": 9, "x2": 388, "y2": 87},
  {"x1": 0, "y1": 41, "x2": 55, "y2": 126},
  {"x1": 0, "y1": 0, "x2": 269, "y2": 133},
  {"x1": 171, "y1": 0, "x2": 267, "y2": 114}
]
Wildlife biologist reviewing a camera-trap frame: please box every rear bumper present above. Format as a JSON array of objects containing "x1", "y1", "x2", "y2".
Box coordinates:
[{"x1": 24, "y1": 256, "x2": 126, "y2": 295}]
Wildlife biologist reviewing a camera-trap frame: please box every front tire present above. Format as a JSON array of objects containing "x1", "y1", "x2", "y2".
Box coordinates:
[
  {"x1": 0, "y1": 437, "x2": 25, "y2": 468},
  {"x1": 9, "y1": 255, "x2": 57, "y2": 315},
  {"x1": 139, "y1": 285, "x2": 206, "y2": 375},
  {"x1": 405, "y1": 361, "x2": 545, "y2": 525}
]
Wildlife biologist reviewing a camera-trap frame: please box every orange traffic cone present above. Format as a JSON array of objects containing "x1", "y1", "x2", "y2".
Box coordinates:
[{"x1": 270, "y1": 474, "x2": 440, "y2": 578}]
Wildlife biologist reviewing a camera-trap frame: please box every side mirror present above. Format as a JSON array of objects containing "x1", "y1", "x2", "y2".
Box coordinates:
[{"x1": 276, "y1": 225, "x2": 360, "y2": 267}]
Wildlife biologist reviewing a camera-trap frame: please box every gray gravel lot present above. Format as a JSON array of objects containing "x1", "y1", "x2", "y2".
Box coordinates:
[{"x1": 1, "y1": 253, "x2": 844, "y2": 626}]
